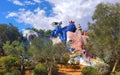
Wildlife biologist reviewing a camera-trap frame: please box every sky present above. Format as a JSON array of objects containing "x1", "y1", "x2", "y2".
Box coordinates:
[{"x1": 0, "y1": 0, "x2": 120, "y2": 32}]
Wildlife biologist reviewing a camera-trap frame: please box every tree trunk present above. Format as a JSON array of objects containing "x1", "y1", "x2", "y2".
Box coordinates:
[
  {"x1": 45, "y1": 58, "x2": 48, "y2": 63},
  {"x1": 112, "y1": 59, "x2": 119, "y2": 72},
  {"x1": 21, "y1": 65, "x2": 25, "y2": 75},
  {"x1": 48, "y1": 65, "x2": 53, "y2": 75},
  {"x1": 53, "y1": 57, "x2": 56, "y2": 63}
]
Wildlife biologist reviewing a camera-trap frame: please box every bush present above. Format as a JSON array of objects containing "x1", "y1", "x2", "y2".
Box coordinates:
[
  {"x1": 5, "y1": 70, "x2": 21, "y2": 75},
  {"x1": 0, "y1": 56, "x2": 20, "y2": 69},
  {"x1": 0, "y1": 56, "x2": 21, "y2": 75},
  {"x1": 60, "y1": 54, "x2": 69, "y2": 65},
  {"x1": 93, "y1": 63, "x2": 110, "y2": 75},
  {"x1": 33, "y1": 63, "x2": 48, "y2": 75},
  {"x1": 0, "y1": 68, "x2": 6, "y2": 75},
  {"x1": 4, "y1": 72, "x2": 12, "y2": 75},
  {"x1": 82, "y1": 66, "x2": 101, "y2": 75},
  {"x1": 110, "y1": 72, "x2": 120, "y2": 75}
]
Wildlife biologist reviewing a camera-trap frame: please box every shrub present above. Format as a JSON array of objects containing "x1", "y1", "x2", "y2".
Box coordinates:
[
  {"x1": 4, "y1": 72, "x2": 12, "y2": 75},
  {"x1": 93, "y1": 63, "x2": 110, "y2": 75},
  {"x1": 33, "y1": 63, "x2": 48, "y2": 75},
  {"x1": 110, "y1": 72, "x2": 120, "y2": 75},
  {"x1": 0, "y1": 56, "x2": 20, "y2": 69},
  {"x1": 82, "y1": 66, "x2": 101, "y2": 75},
  {"x1": 60, "y1": 54, "x2": 69, "y2": 65},
  {"x1": 0, "y1": 56, "x2": 21, "y2": 75},
  {"x1": 0, "y1": 68, "x2": 6, "y2": 75},
  {"x1": 5, "y1": 70, "x2": 21, "y2": 75}
]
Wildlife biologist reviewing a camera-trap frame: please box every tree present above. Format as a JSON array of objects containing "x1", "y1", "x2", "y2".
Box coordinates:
[
  {"x1": 28, "y1": 37, "x2": 48, "y2": 61},
  {"x1": 7, "y1": 23, "x2": 20, "y2": 42},
  {"x1": 88, "y1": 3, "x2": 120, "y2": 72},
  {"x1": 44, "y1": 30, "x2": 52, "y2": 36},
  {"x1": 29, "y1": 36, "x2": 65, "y2": 61},
  {"x1": 29, "y1": 37, "x2": 66, "y2": 75},
  {"x1": 3, "y1": 41, "x2": 25, "y2": 57},
  {"x1": 0, "y1": 24, "x2": 8, "y2": 47},
  {"x1": 38, "y1": 29, "x2": 45, "y2": 35},
  {"x1": 0, "y1": 24, "x2": 19, "y2": 47},
  {"x1": 43, "y1": 41, "x2": 65, "y2": 75}
]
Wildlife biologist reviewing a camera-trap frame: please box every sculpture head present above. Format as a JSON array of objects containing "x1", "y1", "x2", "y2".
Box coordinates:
[
  {"x1": 69, "y1": 20, "x2": 75, "y2": 24},
  {"x1": 21, "y1": 29, "x2": 38, "y2": 44},
  {"x1": 66, "y1": 31, "x2": 83, "y2": 52},
  {"x1": 66, "y1": 24, "x2": 88, "y2": 52},
  {"x1": 51, "y1": 21, "x2": 62, "y2": 28}
]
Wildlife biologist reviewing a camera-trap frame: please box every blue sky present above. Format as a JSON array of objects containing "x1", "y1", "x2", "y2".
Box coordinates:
[{"x1": 0, "y1": 0, "x2": 120, "y2": 32}]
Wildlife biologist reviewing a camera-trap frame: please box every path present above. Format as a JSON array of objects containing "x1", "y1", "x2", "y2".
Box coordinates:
[
  {"x1": 58, "y1": 64, "x2": 84, "y2": 75},
  {"x1": 25, "y1": 64, "x2": 84, "y2": 75}
]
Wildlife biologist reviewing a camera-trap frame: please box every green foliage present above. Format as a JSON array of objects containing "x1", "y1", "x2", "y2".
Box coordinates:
[
  {"x1": 7, "y1": 23, "x2": 19, "y2": 42},
  {"x1": 29, "y1": 37, "x2": 52, "y2": 61},
  {"x1": 29, "y1": 37, "x2": 65, "y2": 75},
  {"x1": 93, "y1": 63, "x2": 110, "y2": 75},
  {"x1": 0, "y1": 68, "x2": 6, "y2": 75},
  {"x1": 27, "y1": 28, "x2": 51, "y2": 36},
  {"x1": 33, "y1": 63, "x2": 48, "y2": 75},
  {"x1": 111, "y1": 72, "x2": 120, "y2": 75},
  {"x1": 0, "y1": 56, "x2": 20, "y2": 69},
  {"x1": 29, "y1": 37, "x2": 66, "y2": 62},
  {"x1": 33, "y1": 63, "x2": 58, "y2": 75},
  {"x1": 51, "y1": 43, "x2": 66, "y2": 60},
  {"x1": 3, "y1": 41, "x2": 25, "y2": 57},
  {"x1": 60, "y1": 54, "x2": 69, "y2": 65},
  {"x1": 5, "y1": 73, "x2": 13, "y2": 75},
  {"x1": 82, "y1": 66, "x2": 101, "y2": 75},
  {"x1": 5, "y1": 70, "x2": 20, "y2": 75},
  {"x1": 38, "y1": 29, "x2": 45, "y2": 35},
  {"x1": 88, "y1": 3, "x2": 120, "y2": 64},
  {"x1": 44, "y1": 30, "x2": 52, "y2": 36},
  {"x1": 0, "y1": 56, "x2": 20, "y2": 75},
  {"x1": 0, "y1": 24, "x2": 19, "y2": 47}
]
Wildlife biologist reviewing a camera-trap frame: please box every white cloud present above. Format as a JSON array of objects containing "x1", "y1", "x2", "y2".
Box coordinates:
[
  {"x1": 14, "y1": 0, "x2": 23, "y2": 6},
  {"x1": 33, "y1": 0, "x2": 41, "y2": 3},
  {"x1": 8, "y1": 0, "x2": 36, "y2": 6},
  {"x1": 49, "y1": 0, "x2": 100, "y2": 24},
  {"x1": 8, "y1": 0, "x2": 23, "y2": 6},
  {"x1": 8, "y1": 8, "x2": 53, "y2": 30},
  {"x1": 24, "y1": 1, "x2": 35, "y2": 5},
  {"x1": 6, "y1": 12, "x2": 18, "y2": 18},
  {"x1": 7, "y1": 0, "x2": 120, "y2": 30}
]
